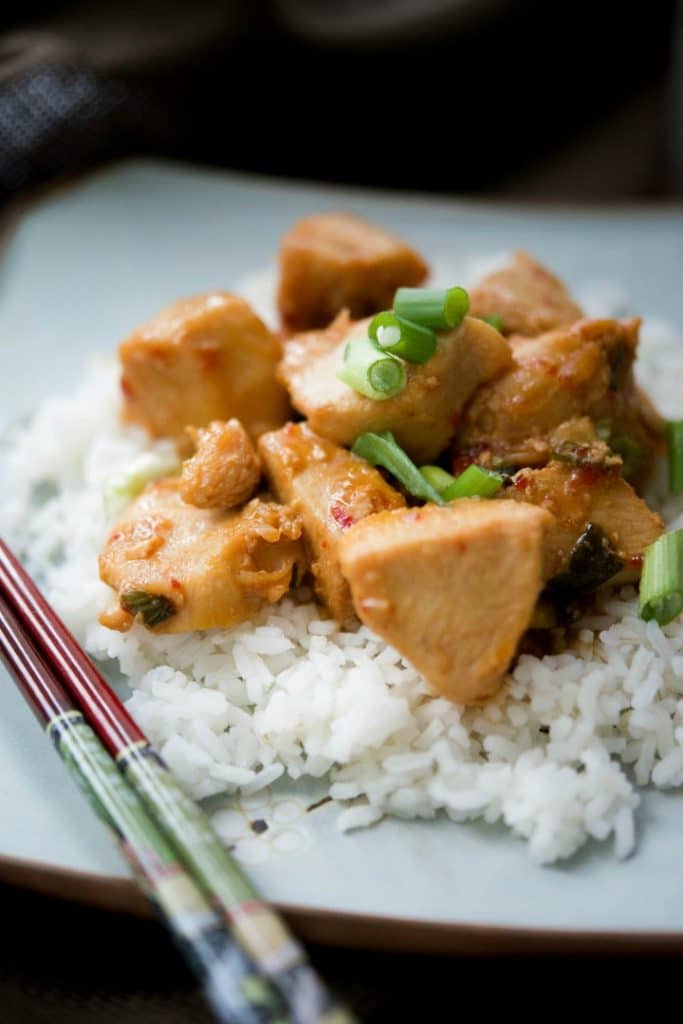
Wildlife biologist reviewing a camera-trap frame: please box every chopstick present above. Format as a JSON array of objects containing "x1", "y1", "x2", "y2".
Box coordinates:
[
  {"x1": 0, "y1": 538, "x2": 355, "y2": 1024},
  {"x1": 0, "y1": 594, "x2": 284, "y2": 1024}
]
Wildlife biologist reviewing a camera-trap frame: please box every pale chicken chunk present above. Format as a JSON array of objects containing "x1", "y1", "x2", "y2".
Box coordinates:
[
  {"x1": 457, "y1": 318, "x2": 659, "y2": 472},
  {"x1": 469, "y1": 251, "x2": 583, "y2": 336},
  {"x1": 339, "y1": 502, "x2": 553, "y2": 704},
  {"x1": 259, "y1": 422, "x2": 405, "y2": 620},
  {"x1": 505, "y1": 461, "x2": 664, "y2": 582},
  {"x1": 119, "y1": 292, "x2": 290, "y2": 450},
  {"x1": 278, "y1": 212, "x2": 428, "y2": 331},
  {"x1": 279, "y1": 314, "x2": 511, "y2": 463},
  {"x1": 99, "y1": 479, "x2": 304, "y2": 634},
  {"x1": 180, "y1": 419, "x2": 261, "y2": 509}
]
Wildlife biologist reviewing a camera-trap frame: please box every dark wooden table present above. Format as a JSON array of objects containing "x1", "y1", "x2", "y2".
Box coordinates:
[{"x1": 1, "y1": 880, "x2": 678, "y2": 1022}]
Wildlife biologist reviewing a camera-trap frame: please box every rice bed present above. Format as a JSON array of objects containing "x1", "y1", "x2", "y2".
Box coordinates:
[{"x1": 2, "y1": 268, "x2": 683, "y2": 865}]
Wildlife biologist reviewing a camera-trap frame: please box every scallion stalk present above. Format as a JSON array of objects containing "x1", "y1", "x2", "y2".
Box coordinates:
[
  {"x1": 369, "y1": 311, "x2": 437, "y2": 364},
  {"x1": 483, "y1": 313, "x2": 505, "y2": 332},
  {"x1": 352, "y1": 432, "x2": 445, "y2": 504},
  {"x1": 337, "y1": 334, "x2": 407, "y2": 400},
  {"x1": 638, "y1": 530, "x2": 683, "y2": 626},
  {"x1": 442, "y1": 464, "x2": 505, "y2": 501},
  {"x1": 419, "y1": 465, "x2": 457, "y2": 494},
  {"x1": 666, "y1": 420, "x2": 683, "y2": 494},
  {"x1": 393, "y1": 286, "x2": 470, "y2": 331}
]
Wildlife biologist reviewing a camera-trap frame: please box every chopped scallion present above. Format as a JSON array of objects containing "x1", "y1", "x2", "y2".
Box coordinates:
[
  {"x1": 352, "y1": 432, "x2": 445, "y2": 504},
  {"x1": 419, "y1": 465, "x2": 457, "y2": 494},
  {"x1": 369, "y1": 311, "x2": 437, "y2": 364},
  {"x1": 442, "y1": 464, "x2": 505, "y2": 501},
  {"x1": 337, "y1": 334, "x2": 407, "y2": 400},
  {"x1": 666, "y1": 420, "x2": 683, "y2": 494},
  {"x1": 639, "y1": 530, "x2": 683, "y2": 626},
  {"x1": 393, "y1": 286, "x2": 470, "y2": 331},
  {"x1": 103, "y1": 451, "x2": 181, "y2": 519},
  {"x1": 483, "y1": 313, "x2": 505, "y2": 332},
  {"x1": 121, "y1": 590, "x2": 176, "y2": 627}
]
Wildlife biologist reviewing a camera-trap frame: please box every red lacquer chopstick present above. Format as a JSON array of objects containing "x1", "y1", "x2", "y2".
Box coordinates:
[{"x1": 0, "y1": 538, "x2": 354, "y2": 1024}]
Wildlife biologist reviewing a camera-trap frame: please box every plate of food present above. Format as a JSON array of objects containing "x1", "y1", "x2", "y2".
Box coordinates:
[{"x1": 1, "y1": 160, "x2": 683, "y2": 953}]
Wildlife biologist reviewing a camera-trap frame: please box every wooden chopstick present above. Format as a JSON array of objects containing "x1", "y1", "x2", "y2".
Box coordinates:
[
  {"x1": 0, "y1": 592, "x2": 285, "y2": 1024},
  {"x1": 0, "y1": 538, "x2": 354, "y2": 1024}
]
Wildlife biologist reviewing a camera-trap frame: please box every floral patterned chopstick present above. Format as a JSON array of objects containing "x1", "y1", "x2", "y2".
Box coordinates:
[
  {"x1": 0, "y1": 594, "x2": 291, "y2": 1024},
  {"x1": 0, "y1": 538, "x2": 354, "y2": 1024}
]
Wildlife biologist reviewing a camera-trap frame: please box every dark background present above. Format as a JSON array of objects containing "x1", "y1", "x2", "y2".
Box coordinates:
[
  {"x1": 1, "y1": 1, "x2": 682, "y2": 202},
  {"x1": 2, "y1": 2, "x2": 682, "y2": 1020}
]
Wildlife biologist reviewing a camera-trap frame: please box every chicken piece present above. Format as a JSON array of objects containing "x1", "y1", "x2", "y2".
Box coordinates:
[
  {"x1": 339, "y1": 502, "x2": 553, "y2": 704},
  {"x1": 456, "y1": 317, "x2": 659, "y2": 473},
  {"x1": 505, "y1": 461, "x2": 664, "y2": 583},
  {"x1": 99, "y1": 479, "x2": 304, "y2": 634},
  {"x1": 277, "y1": 212, "x2": 428, "y2": 331},
  {"x1": 180, "y1": 419, "x2": 261, "y2": 509},
  {"x1": 469, "y1": 251, "x2": 583, "y2": 336},
  {"x1": 259, "y1": 422, "x2": 405, "y2": 620},
  {"x1": 279, "y1": 314, "x2": 512, "y2": 463},
  {"x1": 119, "y1": 292, "x2": 290, "y2": 450}
]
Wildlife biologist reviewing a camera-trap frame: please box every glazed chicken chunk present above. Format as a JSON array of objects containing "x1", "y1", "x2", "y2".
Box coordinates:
[
  {"x1": 279, "y1": 314, "x2": 511, "y2": 463},
  {"x1": 119, "y1": 292, "x2": 289, "y2": 450},
  {"x1": 339, "y1": 502, "x2": 554, "y2": 704},
  {"x1": 278, "y1": 212, "x2": 428, "y2": 331},
  {"x1": 99, "y1": 479, "x2": 304, "y2": 634},
  {"x1": 259, "y1": 422, "x2": 405, "y2": 621},
  {"x1": 457, "y1": 317, "x2": 660, "y2": 473},
  {"x1": 469, "y1": 251, "x2": 583, "y2": 336},
  {"x1": 180, "y1": 419, "x2": 261, "y2": 509},
  {"x1": 505, "y1": 461, "x2": 664, "y2": 583}
]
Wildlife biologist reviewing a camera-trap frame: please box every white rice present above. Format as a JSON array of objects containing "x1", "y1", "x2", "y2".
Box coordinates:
[{"x1": 2, "y1": 263, "x2": 683, "y2": 865}]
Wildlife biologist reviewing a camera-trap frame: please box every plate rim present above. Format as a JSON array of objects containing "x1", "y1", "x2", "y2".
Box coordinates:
[
  {"x1": 4, "y1": 158, "x2": 683, "y2": 954},
  {"x1": 2, "y1": 850, "x2": 682, "y2": 955}
]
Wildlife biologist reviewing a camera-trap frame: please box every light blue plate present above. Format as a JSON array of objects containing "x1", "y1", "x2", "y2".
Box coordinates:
[{"x1": 1, "y1": 161, "x2": 683, "y2": 951}]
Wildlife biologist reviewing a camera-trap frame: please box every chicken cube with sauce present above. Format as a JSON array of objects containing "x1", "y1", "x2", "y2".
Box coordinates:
[
  {"x1": 339, "y1": 501, "x2": 554, "y2": 704},
  {"x1": 259, "y1": 422, "x2": 405, "y2": 621},
  {"x1": 99, "y1": 479, "x2": 304, "y2": 634},
  {"x1": 456, "y1": 317, "x2": 661, "y2": 473},
  {"x1": 180, "y1": 419, "x2": 261, "y2": 509},
  {"x1": 279, "y1": 314, "x2": 511, "y2": 463},
  {"x1": 505, "y1": 461, "x2": 664, "y2": 584},
  {"x1": 277, "y1": 212, "x2": 428, "y2": 331},
  {"x1": 119, "y1": 292, "x2": 290, "y2": 450},
  {"x1": 469, "y1": 251, "x2": 583, "y2": 336}
]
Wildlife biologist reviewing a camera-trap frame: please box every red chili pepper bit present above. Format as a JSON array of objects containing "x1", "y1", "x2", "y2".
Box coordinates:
[
  {"x1": 514, "y1": 473, "x2": 529, "y2": 491},
  {"x1": 628, "y1": 553, "x2": 644, "y2": 570},
  {"x1": 572, "y1": 466, "x2": 605, "y2": 488},
  {"x1": 330, "y1": 501, "x2": 355, "y2": 530},
  {"x1": 452, "y1": 443, "x2": 489, "y2": 476}
]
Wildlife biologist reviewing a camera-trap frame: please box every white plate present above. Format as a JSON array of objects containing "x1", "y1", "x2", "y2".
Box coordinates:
[{"x1": 1, "y1": 161, "x2": 683, "y2": 952}]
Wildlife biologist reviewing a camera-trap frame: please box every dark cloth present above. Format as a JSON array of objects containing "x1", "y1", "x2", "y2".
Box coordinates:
[{"x1": 0, "y1": 1, "x2": 680, "y2": 200}]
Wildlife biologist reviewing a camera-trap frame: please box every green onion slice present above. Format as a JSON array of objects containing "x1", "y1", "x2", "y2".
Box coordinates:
[
  {"x1": 393, "y1": 286, "x2": 470, "y2": 331},
  {"x1": 639, "y1": 529, "x2": 683, "y2": 626},
  {"x1": 666, "y1": 420, "x2": 683, "y2": 495},
  {"x1": 121, "y1": 590, "x2": 176, "y2": 627},
  {"x1": 482, "y1": 313, "x2": 505, "y2": 332},
  {"x1": 442, "y1": 464, "x2": 505, "y2": 501},
  {"x1": 337, "y1": 334, "x2": 407, "y2": 400},
  {"x1": 369, "y1": 311, "x2": 437, "y2": 364},
  {"x1": 419, "y1": 465, "x2": 457, "y2": 494},
  {"x1": 352, "y1": 432, "x2": 445, "y2": 504}
]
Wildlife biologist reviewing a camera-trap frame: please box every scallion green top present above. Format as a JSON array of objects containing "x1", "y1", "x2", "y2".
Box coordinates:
[
  {"x1": 639, "y1": 529, "x2": 683, "y2": 626},
  {"x1": 393, "y1": 286, "x2": 469, "y2": 331}
]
